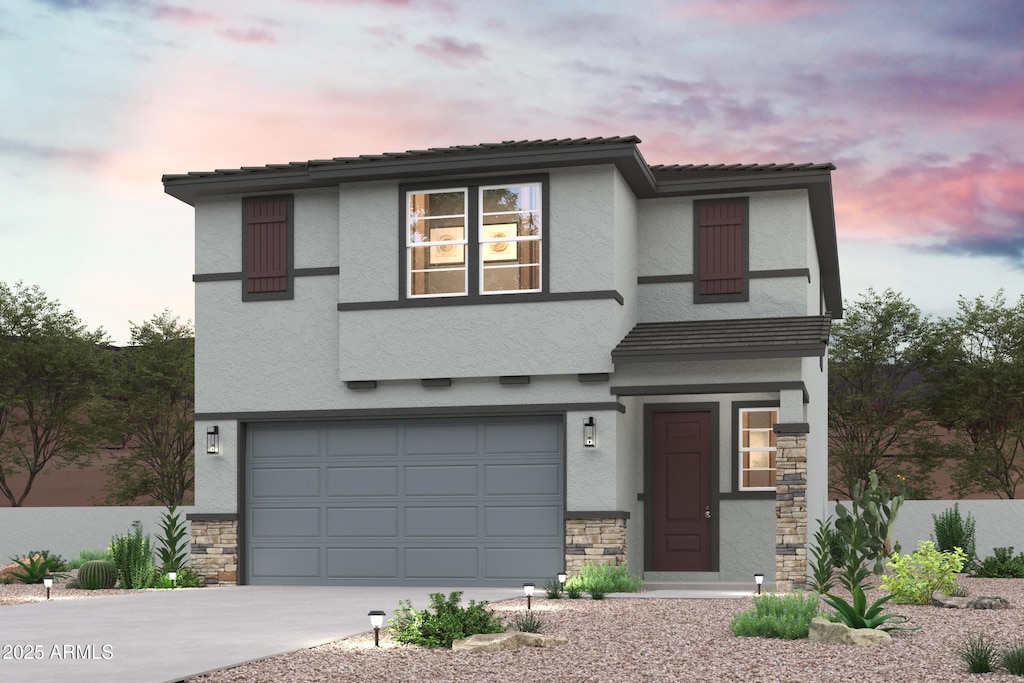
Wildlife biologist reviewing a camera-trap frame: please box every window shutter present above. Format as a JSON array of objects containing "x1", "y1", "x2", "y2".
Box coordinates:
[
  {"x1": 698, "y1": 202, "x2": 744, "y2": 295},
  {"x1": 246, "y1": 199, "x2": 288, "y2": 293}
]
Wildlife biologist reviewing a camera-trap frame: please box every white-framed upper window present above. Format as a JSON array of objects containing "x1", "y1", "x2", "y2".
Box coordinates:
[
  {"x1": 739, "y1": 408, "x2": 778, "y2": 490},
  {"x1": 405, "y1": 180, "x2": 543, "y2": 298}
]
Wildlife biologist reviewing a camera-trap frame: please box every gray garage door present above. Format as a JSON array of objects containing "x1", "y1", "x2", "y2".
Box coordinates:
[{"x1": 246, "y1": 416, "x2": 564, "y2": 586}]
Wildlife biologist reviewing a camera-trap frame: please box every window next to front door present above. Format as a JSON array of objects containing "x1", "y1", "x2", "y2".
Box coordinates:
[
  {"x1": 738, "y1": 407, "x2": 778, "y2": 491},
  {"x1": 403, "y1": 178, "x2": 545, "y2": 299}
]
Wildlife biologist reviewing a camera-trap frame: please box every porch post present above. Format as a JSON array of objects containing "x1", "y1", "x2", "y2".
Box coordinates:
[{"x1": 774, "y1": 425, "x2": 808, "y2": 592}]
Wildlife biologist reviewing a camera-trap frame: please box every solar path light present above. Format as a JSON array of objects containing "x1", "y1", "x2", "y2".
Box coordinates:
[
  {"x1": 369, "y1": 610, "x2": 386, "y2": 647},
  {"x1": 754, "y1": 573, "x2": 764, "y2": 595},
  {"x1": 523, "y1": 582, "x2": 535, "y2": 610}
]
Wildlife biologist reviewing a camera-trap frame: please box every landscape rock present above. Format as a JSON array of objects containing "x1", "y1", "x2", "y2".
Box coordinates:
[
  {"x1": 967, "y1": 596, "x2": 1011, "y2": 610},
  {"x1": 808, "y1": 617, "x2": 891, "y2": 646},
  {"x1": 932, "y1": 595, "x2": 970, "y2": 608},
  {"x1": 452, "y1": 631, "x2": 568, "y2": 653}
]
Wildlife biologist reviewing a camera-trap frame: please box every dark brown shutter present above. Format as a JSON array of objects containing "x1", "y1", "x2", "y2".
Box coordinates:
[
  {"x1": 699, "y1": 202, "x2": 743, "y2": 295},
  {"x1": 246, "y1": 199, "x2": 288, "y2": 293}
]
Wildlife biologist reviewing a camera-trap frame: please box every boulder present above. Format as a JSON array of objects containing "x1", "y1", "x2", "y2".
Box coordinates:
[
  {"x1": 452, "y1": 631, "x2": 568, "y2": 653},
  {"x1": 933, "y1": 595, "x2": 970, "y2": 609},
  {"x1": 967, "y1": 596, "x2": 1011, "y2": 610},
  {"x1": 808, "y1": 617, "x2": 891, "y2": 646}
]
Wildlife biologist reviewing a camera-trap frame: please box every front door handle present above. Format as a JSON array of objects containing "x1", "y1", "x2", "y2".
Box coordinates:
[{"x1": 704, "y1": 506, "x2": 711, "y2": 519}]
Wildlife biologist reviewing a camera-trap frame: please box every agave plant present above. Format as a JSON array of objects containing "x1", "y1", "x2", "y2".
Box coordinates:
[{"x1": 822, "y1": 586, "x2": 913, "y2": 632}]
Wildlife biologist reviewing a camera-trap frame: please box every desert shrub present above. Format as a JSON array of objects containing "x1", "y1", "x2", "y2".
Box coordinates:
[
  {"x1": 508, "y1": 610, "x2": 545, "y2": 633},
  {"x1": 7, "y1": 552, "x2": 67, "y2": 584},
  {"x1": 974, "y1": 547, "x2": 1024, "y2": 579},
  {"x1": 808, "y1": 517, "x2": 838, "y2": 594},
  {"x1": 389, "y1": 591, "x2": 505, "y2": 649},
  {"x1": 1003, "y1": 641, "x2": 1024, "y2": 676},
  {"x1": 564, "y1": 584, "x2": 583, "y2": 599},
  {"x1": 564, "y1": 562, "x2": 642, "y2": 598},
  {"x1": 880, "y1": 540, "x2": 966, "y2": 604},
  {"x1": 543, "y1": 577, "x2": 562, "y2": 599},
  {"x1": 729, "y1": 591, "x2": 820, "y2": 640},
  {"x1": 110, "y1": 522, "x2": 156, "y2": 590},
  {"x1": 933, "y1": 503, "x2": 977, "y2": 568},
  {"x1": 152, "y1": 564, "x2": 205, "y2": 588},
  {"x1": 155, "y1": 505, "x2": 188, "y2": 575},
  {"x1": 66, "y1": 549, "x2": 113, "y2": 570},
  {"x1": 957, "y1": 634, "x2": 999, "y2": 674}
]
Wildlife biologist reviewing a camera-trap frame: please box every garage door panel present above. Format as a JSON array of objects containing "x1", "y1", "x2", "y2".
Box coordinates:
[
  {"x1": 485, "y1": 506, "x2": 561, "y2": 537},
  {"x1": 404, "y1": 424, "x2": 478, "y2": 455},
  {"x1": 485, "y1": 463, "x2": 561, "y2": 496},
  {"x1": 251, "y1": 507, "x2": 321, "y2": 538},
  {"x1": 405, "y1": 548, "x2": 478, "y2": 579},
  {"x1": 326, "y1": 426, "x2": 399, "y2": 457},
  {"x1": 485, "y1": 548, "x2": 564, "y2": 579},
  {"x1": 484, "y1": 422, "x2": 561, "y2": 454},
  {"x1": 327, "y1": 548, "x2": 399, "y2": 579},
  {"x1": 251, "y1": 428, "x2": 320, "y2": 459},
  {"x1": 326, "y1": 466, "x2": 398, "y2": 496},
  {"x1": 405, "y1": 507, "x2": 477, "y2": 537},
  {"x1": 251, "y1": 547, "x2": 320, "y2": 578},
  {"x1": 404, "y1": 465, "x2": 477, "y2": 496},
  {"x1": 252, "y1": 468, "x2": 320, "y2": 498},
  {"x1": 327, "y1": 507, "x2": 398, "y2": 537}
]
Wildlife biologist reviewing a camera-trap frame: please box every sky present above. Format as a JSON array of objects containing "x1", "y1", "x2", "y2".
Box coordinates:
[{"x1": 1, "y1": 0, "x2": 1022, "y2": 344}]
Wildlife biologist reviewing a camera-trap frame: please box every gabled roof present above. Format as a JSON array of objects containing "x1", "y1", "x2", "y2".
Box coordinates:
[
  {"x1": 612, "y1": 316, "x2": 832, "y2": 363},
  {"x1": 162, "y1": 136, "x2": 842, "y2": 316}
]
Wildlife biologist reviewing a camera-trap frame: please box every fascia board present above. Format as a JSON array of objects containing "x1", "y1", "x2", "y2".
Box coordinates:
[{"x1": 611, "y1": 344, "x2": 827, "y2": 363}]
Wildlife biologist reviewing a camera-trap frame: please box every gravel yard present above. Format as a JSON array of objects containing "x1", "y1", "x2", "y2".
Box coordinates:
[{"x1": 4, "y1": 577, "x2": 1024, "y2": 682}]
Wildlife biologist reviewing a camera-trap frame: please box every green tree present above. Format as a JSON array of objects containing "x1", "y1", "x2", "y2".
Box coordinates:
[
  {"x1": 0, "y1": 281, "x2": 111, "y2": 506},
  {"x1": 828, "y1": 288, "x2": 937, "y2": 498},
  {"x1": 918, "y1": 291, "x2": 1024, "y2": 498},
  {"x1": 104, "y1": 311, "x2": 194, "y2": 506}
]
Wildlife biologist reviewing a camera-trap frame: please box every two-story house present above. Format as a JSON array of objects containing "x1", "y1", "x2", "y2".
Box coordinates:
[{"x1": 162, "y1": 136, "x2": 841, "y2": 589}]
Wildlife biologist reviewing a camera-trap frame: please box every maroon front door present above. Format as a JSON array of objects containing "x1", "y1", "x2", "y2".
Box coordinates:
[{"x1": 652, "y1": 411, "x2": 712, "y2": 571}]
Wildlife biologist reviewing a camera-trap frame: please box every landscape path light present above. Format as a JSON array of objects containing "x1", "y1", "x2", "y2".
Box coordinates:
[
  {"x1": 754, "y1": 573, "x2": 764, "y2": 595},
  {"x1": 43, "y1": 575, "x2": 53, "y2": 600},
  {"x1": 368, "y1": 610, "x2": 385, "y2": 647},
  {"x1": 557, "y1": 572, "x2": 567, "y2": 589},
  {"x1": 523, "y1": 582, "x2": 535, "y2": 610},
  {"x1": 168, "y1": 571, "x2": 177, "y2": 589}
]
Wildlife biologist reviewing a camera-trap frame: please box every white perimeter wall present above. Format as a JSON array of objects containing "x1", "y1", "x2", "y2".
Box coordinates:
[{"x1": 0, "y1": 506, "x2": 195, "y2": 564}]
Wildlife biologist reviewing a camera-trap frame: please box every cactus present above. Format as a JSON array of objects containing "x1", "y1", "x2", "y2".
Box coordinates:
[
  {"x1": 835, "y1": 470, "x2": 904, "y2": 580},
  {"x1": 77, "y1": 560, "x2": 118, "y2": 590}
]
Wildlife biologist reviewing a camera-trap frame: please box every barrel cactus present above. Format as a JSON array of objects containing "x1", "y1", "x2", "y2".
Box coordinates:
[{"x1": 78, "y1": 560, "x2": 118, "y2": 590}]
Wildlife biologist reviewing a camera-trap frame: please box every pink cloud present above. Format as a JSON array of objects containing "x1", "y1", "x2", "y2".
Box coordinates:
[
  {"x1": 218, "y1": 27, "x2": 277, "y2": 44},
  {"x1": 668, "y1": 0, "x2": 843, "y2": 22},
  {"x1": 150, "y1": 4, "x2": 218, "y2": 26},
  {"x1": 414, "y1": 36, "x2": 486, "y2": 62}
]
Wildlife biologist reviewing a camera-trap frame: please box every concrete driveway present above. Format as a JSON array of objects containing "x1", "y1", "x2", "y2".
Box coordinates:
[{"x1": 0, "y1": 585, "x2": 519, "y2": 683}]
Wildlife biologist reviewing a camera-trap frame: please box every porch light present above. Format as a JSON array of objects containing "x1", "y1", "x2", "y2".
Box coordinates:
[
  {"x1": 754, "y1": 573, "x2": 764, "y2": 595},
  {"x1": 523, "y1": 582, "x2": 535, "y2": 610},
  {"x1": 583, "y1": 416, "x2": 597, "y2": 448},
  {"x1": 206, "y1": 426, "x2": 220, "y2": 454},
  {"x1": 168, "y1": 571, "x2": 177, "y2": 589},
  {"x1": 368, "y1": 610, "x2": 386, "y2": 647},
  {"x1": 43, "y1": 575, "x2": 53, "y2": 600}
]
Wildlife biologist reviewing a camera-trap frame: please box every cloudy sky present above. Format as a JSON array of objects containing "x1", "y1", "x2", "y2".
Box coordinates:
[{"x1": 1, "y1": 0, "x2": 1021, "y2": 343}]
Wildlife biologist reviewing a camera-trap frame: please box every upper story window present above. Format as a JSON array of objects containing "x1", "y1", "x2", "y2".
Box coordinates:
[
  {"x1": 242, "y1": 195, "x2": 294, "y2": 301},
  {"x1": 738, "y1": 407, "x2": 778, "y2": 491},
  {"x1": 693, "y1": 197, "x2": 748, "y2": 303},
  {"x1": 404, "y1": 178, "x2": 545, "y2": 299}
]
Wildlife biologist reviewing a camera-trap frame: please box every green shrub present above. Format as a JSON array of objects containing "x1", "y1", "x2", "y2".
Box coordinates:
[
  {"x1": 152, "y1": 564, "x2": 205, "y2": 589},
  {"x1": 8, "y1": 552, "x2": 66, "y2": 584},
  {"x1": 974, "y1": 547, "x2": 1024, "y2": 579},
  {"x1": 564, "y1": 584, "x2": 583, "y2": 599},
  {"x1": 1003, "y1": 641, "x2": 1024, "y2": 676},
  {"x1": 543, "y1": 578, "x2": 562, "y2": 599},
  {"x1": 822, "y1": 586, "x2": 911, "y2": 632},
  {"x1": 389, "y1": 591, "x2": 505, "y2": 649},
  {"x1": 729, "y1": 591, "x2": 820, "y2": 640},
  {"x1": 66, "y1": 549, "x2": 113, "y2": 570},
  {"x1": 110, "y1": 522, "x2": 156, "y2": 590},
  {"x1": 957, "y1": 633, "x2": 999, "y2": 674},
  {"x1": 880, "y1": 540, "x2": 966, "y2": 604},
  {"x1": 155, "y1": 505, "x2": 188, "y2": 575},
  {"x1": 933, "y1": 503, "x2": 977, "y2": 568},
  {"x1": 77, "y1": 560, "x2": 118, "y2": 589},
  {"x1": 508, "y1": 610, "x2": 545, "y2": 633},
  {"x1": 564, "y1": 562, "x2": 642, "y2": 598},
  {"x1": 808, "y1": 517, "x2": 838, "y2": 594}
]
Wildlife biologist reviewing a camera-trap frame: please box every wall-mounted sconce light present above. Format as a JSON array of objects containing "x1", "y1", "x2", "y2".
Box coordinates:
[
  {"x1": 368, "y1": 610, "x2": 386, "y2": 647},
  {"x1": 523, "y1": 582, "x2": 535, "y2": 610},
  {"x1": 754, "y1": 573, "x2": 764, "y2": 595},
  {"x1": 43, "y1": 575, "x2": 53, "y2": 600},
  {"x1": 583, "y1": 416, "x2": 597, "y2": 448},
  {"x1": 206, "y1": 426, "x2": 220, "y2": 454},
  {"x1": 168, "y1": 571, "x2": 177, "y2": 589}
]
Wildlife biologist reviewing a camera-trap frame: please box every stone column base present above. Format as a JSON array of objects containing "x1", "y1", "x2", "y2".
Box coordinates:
[
  {"x1": 774, "y1": 430, "x2": 808, "y2": 592},
  {"x1": 187, "y1": 514, "x2": 239, "y2": 586},
  {"x1": 564, "y1": 514, "x2": 628, "y2": 575}
]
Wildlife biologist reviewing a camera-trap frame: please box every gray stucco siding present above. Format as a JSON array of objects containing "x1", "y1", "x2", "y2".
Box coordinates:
[
  {"x1": 638, "y1": 277, "x2": 811, "y2": 323},
  {"x1": 337, "y1": 181, "x2": 399, "y2": 304}
]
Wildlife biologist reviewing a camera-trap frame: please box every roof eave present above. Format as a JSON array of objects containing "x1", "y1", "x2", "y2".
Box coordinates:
[{"x1": 611, "y1": 344, "x2": 828, "y2": 364}]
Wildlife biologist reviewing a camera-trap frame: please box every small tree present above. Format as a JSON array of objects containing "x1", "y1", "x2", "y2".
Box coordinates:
[
  {"x1": 828, "y1": 288, "x2": 937, "y2": 498},
  {"x1": 0, "y1": 281, "x2": 110, "y2": 506},
  {"x1": 918, "y1": 292, "x2": 1024, "y2": 498},
  {"x1": 104, "y1": 311, "x2": 194, "y2": 505}
]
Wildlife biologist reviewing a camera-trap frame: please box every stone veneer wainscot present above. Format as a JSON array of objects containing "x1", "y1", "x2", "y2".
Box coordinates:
[
  {"x1": 774, "y1": 432, "x2": 808, "y2": 592},
  {"x1": 564, "y1": 515, "x2": 628, "y2": 575},
  {"x1": 187, "y1": 514, "x2": 239, "y2": 586}
]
